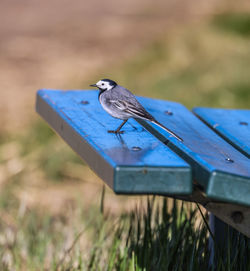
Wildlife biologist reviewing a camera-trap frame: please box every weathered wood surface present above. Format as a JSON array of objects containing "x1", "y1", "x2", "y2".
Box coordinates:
[
  {"x1": 192, "y1": 107, "x2": 250, "y2": 237},
  {"x1": 135, "y1": 97, "x2": 250, "y2": 206},
  {"x1": 193, "y1": 108, "x2": 250, "y2": 158},
  {"x1": 36, "y1": 89, "x2": 250, "y2": 236},
  {"x1": 36, "y1": 89, "x2": 191, "y2": 195}
]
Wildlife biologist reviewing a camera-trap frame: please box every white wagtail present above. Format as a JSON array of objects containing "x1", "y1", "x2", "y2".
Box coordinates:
[{"x1": 90, "y1": 79, "x2": 183, "y2": 142}]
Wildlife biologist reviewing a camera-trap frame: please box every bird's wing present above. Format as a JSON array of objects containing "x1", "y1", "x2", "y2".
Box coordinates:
[
  {"x1": 109, "y1": 99, "x2": 127, "y2": 110},
  {"x1": 109, "y1": 99, "x2": 154, "y2": 120}
]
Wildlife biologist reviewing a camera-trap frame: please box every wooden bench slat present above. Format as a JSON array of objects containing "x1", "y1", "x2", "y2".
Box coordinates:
[
  {"x1": 36, "y1": 89, "x2": 191, "y2": 195},
  {"x1": 134, "y1": 97, "x2": 250, "y2": 206},
  {"x1": 193, "y1": 108, "x2": 250, "y2": 158}
]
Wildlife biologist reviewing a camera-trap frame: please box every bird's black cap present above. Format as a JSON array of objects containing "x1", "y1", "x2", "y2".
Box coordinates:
[{"x1": 101, "y1": 79, "x2": 117, "y2": 87}]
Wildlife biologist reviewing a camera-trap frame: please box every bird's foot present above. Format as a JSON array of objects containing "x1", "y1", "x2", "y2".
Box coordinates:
[{"x1": 108, "y1": 130, "x2": 124, "y2": 134}]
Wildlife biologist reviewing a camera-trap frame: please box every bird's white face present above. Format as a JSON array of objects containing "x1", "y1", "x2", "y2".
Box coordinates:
[{"x1": 95, "y1": 80, "x2": 114, "y2": 91}]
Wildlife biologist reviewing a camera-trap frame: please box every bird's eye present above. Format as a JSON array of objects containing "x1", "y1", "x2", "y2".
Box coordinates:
[{"x1": 102, "y1": 83, "x2": 104, "y2": 86}]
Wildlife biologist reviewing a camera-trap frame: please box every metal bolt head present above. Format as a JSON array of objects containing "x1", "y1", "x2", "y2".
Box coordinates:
[
  {"x1": 225, "y1": 158, "x2": 234, "y2": 163},
  {"x1": 164, "y1": 110, "x2": 173, "y2": 116},
  {"x1": 231, "y1": 211, "x2": 244, "y2": 224},
  {"x1": 239, "y1": 121, "x2": 248, "y2": 126},
  {"x1": 132, "y1": 146, "x2": 141, "y2": 151},
  {"x1": 81, "y1": 100, "x2": 89, "y2": 105}
]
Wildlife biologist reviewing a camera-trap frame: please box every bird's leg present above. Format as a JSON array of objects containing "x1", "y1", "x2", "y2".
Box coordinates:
[{"x1": 108, "y1": 120, "x2": 128, "y2": 134}]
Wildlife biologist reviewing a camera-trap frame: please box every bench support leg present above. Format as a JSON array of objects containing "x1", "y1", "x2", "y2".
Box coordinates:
[{"x1": 209, "y1": 214, "x2": 249, "y2": 267}]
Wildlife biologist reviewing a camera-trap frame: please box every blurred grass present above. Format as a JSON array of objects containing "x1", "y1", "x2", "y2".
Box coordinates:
[
  {"x1": 0, "y1": 196, "x2": 249, "y2": 270},
  {"x1": 212, "y1": 13, "x2": 250, "y2": 37},
  {"x1": 16, "y1": 120, "x2": 84, "y2": 182},
  {"x1": 0, "y1": 11, "x2": 250, "y2": 270},
  {"x1": 93, "y1": 13, "x2": 250, "y2": 109}
]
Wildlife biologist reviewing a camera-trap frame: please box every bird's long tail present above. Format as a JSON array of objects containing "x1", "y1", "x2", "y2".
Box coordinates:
[{"x1": 151, "y1": 120, "x2": 183, "y2": 142}]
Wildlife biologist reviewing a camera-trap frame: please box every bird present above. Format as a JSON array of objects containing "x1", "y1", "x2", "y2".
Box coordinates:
[{"x1": 90, "y1": 79, "x2": 183, "y2": 142}]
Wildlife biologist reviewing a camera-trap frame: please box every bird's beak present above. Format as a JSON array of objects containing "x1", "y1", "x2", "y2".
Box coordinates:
[{"x1": 90, "y1": 84, "x2": 97, "y2": 87}]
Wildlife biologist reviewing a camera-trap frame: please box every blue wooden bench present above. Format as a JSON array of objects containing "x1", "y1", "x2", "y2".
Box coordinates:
[{"x1": 36, "y1": 89, "x2": 250, "y2": 238}]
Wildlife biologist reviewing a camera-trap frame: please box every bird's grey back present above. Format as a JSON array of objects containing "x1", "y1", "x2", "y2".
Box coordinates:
[
  {"x1": 108, "y1": 85, "x2": 138, "y2": 103},
  {"x1": 109, "y1": 85, "x2": 154, "y2": 120}
]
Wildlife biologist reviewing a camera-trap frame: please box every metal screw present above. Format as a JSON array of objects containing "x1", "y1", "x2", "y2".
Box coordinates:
[
  {"x1": 225, "y1": 158, "x2": 234, "y2": 163},
  {"x1": 81, "y1": 100, "x2": 89, "y2": 105},
  {"x1": 231, "y1": 211, "x2": 244, "y2": 224},
  {"x1": 132, "y1": 146, "x2": 141, "y2": 151},
  {"x1": 164, "y1": 110, "x2": 173, "y2": 116},
  {"x1": 239, "y1": 121, "x2": 248, "y2": 126}
]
